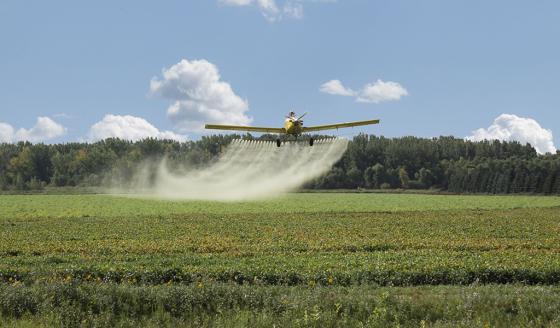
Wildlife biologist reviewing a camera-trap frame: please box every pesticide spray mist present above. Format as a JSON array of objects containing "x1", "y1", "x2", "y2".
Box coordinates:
[{"x1": 123, "y1": 138, "x2": 348, "y2": 201}]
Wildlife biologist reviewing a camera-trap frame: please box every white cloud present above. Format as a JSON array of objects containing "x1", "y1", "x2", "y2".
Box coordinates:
[
  {"x1": 257, "y1": 0, "x2": 281, "y2": 21},
  {"x1": 0, "y1": 122, "x2": 15, "y2": 143},
  {"x1": 150, "y1": 59, "x2": 251, "y2": 133},
  {"x1": 14, "y1": 117, "x2": 67, "y2": 142},
  {"x1": 319, "y1": 79, "x2": 356, "y2": 96},
  {"x1": 467, "y1": 114, "x2": 556, "y2": 155},
  {"x1": 219, "y1": 0, "x2": 320, "y2": 21},
  {"x1": 320, "y1": 79, "x2": 408, "y2": 103},
  {"x1": 89, "y1": 114, "x2": 187, "y2": 142},
  {"x1": 0, "y1": 117, "x2": 66, "y2": 143},
  {"x1": 357, "y1": 80, "x2": 408, "y2": 103}
]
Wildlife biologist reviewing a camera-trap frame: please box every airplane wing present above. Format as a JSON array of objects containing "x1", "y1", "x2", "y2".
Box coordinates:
[
  {"x1": 205, "y1": 124, "x2": 285, "y2": 134},
  {"x1": 302, "y1": 119, "x2": 380, "y2": 132}
]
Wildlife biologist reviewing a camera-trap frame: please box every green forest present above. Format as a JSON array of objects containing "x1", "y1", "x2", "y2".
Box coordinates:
[{"x1": 1, "y1": 134, "x2": 559, "y2": 194}]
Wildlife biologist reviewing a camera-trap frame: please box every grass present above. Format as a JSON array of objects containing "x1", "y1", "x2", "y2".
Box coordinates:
[
  {"x1": 1, "y1": 193, "x2": 560, "y2": 326},
  {"x1": 2, "y1": 284, "x2": 560, "y2": 327}
]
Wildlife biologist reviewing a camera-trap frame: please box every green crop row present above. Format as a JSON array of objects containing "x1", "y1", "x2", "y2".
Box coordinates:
[
  {"x1": 1, "y1": 198, "x2": 560, "y2": 286},
  {"x1": 4, "y1": 267, "x2": 560, "y2": 287},
  {"x1": 2, "y1": 193, "x2": 560, "y2": 326}
]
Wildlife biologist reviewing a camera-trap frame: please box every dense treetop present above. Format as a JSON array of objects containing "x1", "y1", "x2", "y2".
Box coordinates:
[{"x1": 1, "y1": 134, "x2": 559, "y2": 194}]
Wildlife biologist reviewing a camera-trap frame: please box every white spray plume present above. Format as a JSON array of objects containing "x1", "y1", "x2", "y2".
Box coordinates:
[{"x1": 121, "y1": 138, "x2": 348, "y2": 201}]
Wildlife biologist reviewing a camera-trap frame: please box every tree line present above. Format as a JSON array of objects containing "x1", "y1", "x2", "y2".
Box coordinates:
[{"x1": 1, "y1": 134, "x2": 559, "y2": 194}]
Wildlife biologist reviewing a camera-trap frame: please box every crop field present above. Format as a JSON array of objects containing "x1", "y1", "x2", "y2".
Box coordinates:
[{"x1": 1, "y1": 193, "x2": 560, "y2": 327}]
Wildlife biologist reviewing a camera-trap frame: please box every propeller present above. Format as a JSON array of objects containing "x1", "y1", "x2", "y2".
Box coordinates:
[{"x1": 297, "y1": 112, "x2": 307, "y2": 121}]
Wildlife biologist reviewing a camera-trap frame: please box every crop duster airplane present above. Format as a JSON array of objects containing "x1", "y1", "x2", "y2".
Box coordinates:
[{"x1": 205, "y1": 112, "x2": 380, "y2": 147}]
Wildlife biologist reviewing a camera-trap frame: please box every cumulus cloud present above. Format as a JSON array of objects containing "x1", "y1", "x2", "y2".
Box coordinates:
[
  {"x1": 0, "y1": 117, "x2": 66, "y2": 143},
  {"x1": 467, "y1": 114, "x2": 556, "y2": 155},
  {"x1": 150, "y1": 59, "x2": 251, "y2": 133},
  {"x1": 357, "y1": 80, "x2": 408, "y2": 103},
  {"x1": 320, "y1": 79, "x2": 408, "y2": 103},
  {"x1": 89, "y1": 114, "x2": 187, "y2": 142},
  {"x1": 15, "y1": 117, "x2": 67, "y2": 142},
  {"x1": 319, "y1": 79, "x2": 356, "y2": 96},
  {"x1": 0, "y1": 123, "x2": 14, "y2": 143}
]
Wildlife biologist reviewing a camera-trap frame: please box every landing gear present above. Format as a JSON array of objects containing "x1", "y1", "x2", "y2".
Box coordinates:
[
  {"x1": 309, "y1": 138, "x2": 314, "y2": 146},
  {"x1": 276, "y1": 139, "x2": 281, "y2": 147}
]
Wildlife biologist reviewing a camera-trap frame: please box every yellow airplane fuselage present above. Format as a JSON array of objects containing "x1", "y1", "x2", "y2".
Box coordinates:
[{"x1": 284, "y1": 119, "x2": 303, "y2": 135}]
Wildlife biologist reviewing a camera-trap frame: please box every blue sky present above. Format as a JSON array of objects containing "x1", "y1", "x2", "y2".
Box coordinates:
[{"x1": 0, "y1": 1, "x2": 558, "y2": 153}]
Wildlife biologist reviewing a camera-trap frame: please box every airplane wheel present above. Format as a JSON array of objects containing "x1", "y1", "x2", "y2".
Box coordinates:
[
  {"x1": 276, "y1": 139, "x2": 281, "y2": 147},
  {"x1": 309, "y1": 138, "x2": 314, "y2": 146}
]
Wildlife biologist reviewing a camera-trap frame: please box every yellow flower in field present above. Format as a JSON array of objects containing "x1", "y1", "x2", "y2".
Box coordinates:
[{"x1": 327, "y1": 276, "x2": 334, "y2": 285}]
